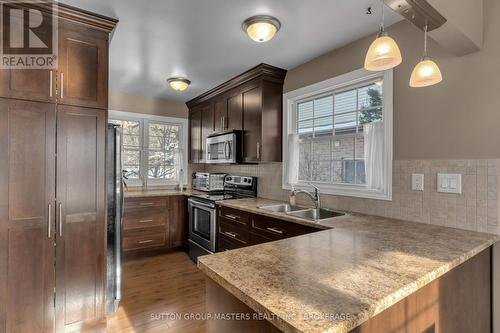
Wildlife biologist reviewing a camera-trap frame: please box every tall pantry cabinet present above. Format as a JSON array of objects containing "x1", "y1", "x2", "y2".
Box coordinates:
[{"x1": 0, "y1": 3, "x2": 117, "y2": 333}]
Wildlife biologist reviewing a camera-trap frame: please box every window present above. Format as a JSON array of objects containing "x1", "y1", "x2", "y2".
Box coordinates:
[
  {"x1": 283, "y1": 68, "x2": 393, "y2": 200},
  {"x1": 109, "y1": 111, "x2": 188, "y2": 187}
]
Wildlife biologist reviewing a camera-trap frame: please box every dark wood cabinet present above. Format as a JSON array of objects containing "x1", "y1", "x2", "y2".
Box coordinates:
[
  {"x1": 214, "y1": 98, "x2": 227, "y2": 132},
  {"x1": 58, "y1": 20, "x2": 109, "y2": 110},
  {"x1": 123, "y1": 195, "x2": 188, "y2": 255},
  {"x1": 55, "y1": 105, "x2": 106, "y2": 332},
  {"x1": 0, "y1": 98, "x2": 56, "y2": 333},
  {"x1": 217, "y1": 206, "x2": 320, "y2": 251},
  {"x1": 227, "y1": 93, "x2": 243, "y2": 130},
  {"x1": 201, "y1": 104, "x2": 214, "y2": 162},
  {"x1": 189, "y1": 108, "x2": 202, "y2": 163},
  {"x1": 0, "y1": 3, "x2": 116, "y2": 333},
  {"x1": 242, "y1": 86, "x2": 262, "y2": 162},
  {"x1": 187, "y1": 64, "x2": 286, "y2": 164},
  {"x1": 169, "y1": 196, "x2": 187, "y2": 248}
]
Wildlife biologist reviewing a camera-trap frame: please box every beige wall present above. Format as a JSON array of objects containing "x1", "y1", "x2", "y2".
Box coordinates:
[
  {"x1": 109, "y1": 91, "x2": 189, "y2": 118},
  {"x1": 284, "y1": 0, "x2": 499, "y2": 160}
]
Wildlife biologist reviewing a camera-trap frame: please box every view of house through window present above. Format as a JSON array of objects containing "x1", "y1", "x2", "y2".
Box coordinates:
[
  {"x1": 109, "y1": 117, "x2": 183, "y2": 185},
  {"x1": 297, "y1": 80, "x2": 383, "y2": 185}
]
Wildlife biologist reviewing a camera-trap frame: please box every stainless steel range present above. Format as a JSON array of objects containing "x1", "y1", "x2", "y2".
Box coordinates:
[{"x1": 188, "y1": 174, "x2": 257, "y2": 262}]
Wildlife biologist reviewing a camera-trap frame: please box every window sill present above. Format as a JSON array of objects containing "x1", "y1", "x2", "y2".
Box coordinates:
[{"x1": 282, "y1": 182, "x2": 392, "y2": 201}]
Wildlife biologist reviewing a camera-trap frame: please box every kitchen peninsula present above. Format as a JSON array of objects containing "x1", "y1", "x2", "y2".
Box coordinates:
[{"x1": 198, "y1": 199, "x2": 498, "y2": 333}]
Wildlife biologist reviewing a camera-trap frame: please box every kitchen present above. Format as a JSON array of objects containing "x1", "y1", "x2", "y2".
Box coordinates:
[{"x1": 0, "y1": 0, "x2": 499, "y2": 333}]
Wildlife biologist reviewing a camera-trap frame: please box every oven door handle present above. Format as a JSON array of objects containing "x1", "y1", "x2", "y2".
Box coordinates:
[
  {"x1": 188, "y1": 199, "x2": 215, "y2": 210},
  {"x1": 224, "y1": 141, "x2": 230, "y2": 160}
]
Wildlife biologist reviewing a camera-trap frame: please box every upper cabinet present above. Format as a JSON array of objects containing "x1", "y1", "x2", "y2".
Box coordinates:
[
  {"x1": 58, "y1": 21, "x2": 108, "y2": 109},
  {"x1": 0, "y1": 5, "x2": 111, "y2": 110},
  {"x1": 186, "y1": 63, "x2": 287, "y2": 163}
]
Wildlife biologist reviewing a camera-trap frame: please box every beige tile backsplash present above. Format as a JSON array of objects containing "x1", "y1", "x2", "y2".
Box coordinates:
[{"x1": 199, "y1": 160, "x2": 500, "y2": 235}]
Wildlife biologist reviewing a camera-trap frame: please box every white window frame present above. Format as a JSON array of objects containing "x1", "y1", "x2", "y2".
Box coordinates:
[
  {"x1": 109, "y1": 110, "x2": 189, "y2": 188},
  {"x1": 282, "y1": 68, "x2": 393, "y2": 201}
]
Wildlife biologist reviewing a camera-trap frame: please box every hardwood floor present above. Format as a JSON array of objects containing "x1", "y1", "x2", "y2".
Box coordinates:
[{"x1": 106, "y1": 251, "x2": 206, "y2": 333}]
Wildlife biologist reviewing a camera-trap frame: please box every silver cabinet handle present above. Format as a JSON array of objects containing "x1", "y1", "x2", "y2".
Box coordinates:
[
  {"x1": 257, "y1": 142, "x2": 260, "y2": 160},
  {"x1": 60, "y1": 72, "x2": 64, "y2": 99},
  {"x1": 47, "y1": 204, "x2": 52, "y2": 239},
  {"x1": 139, "y1": 240, "x2": 153, "y2": 244},
  {"x1": 139, "y1": 202, "x2": 154, "y2": 206},
  {"x1": 225, "y1": 231, "x2": 238, "y2": 239},
  {"x1": 267, "y1": 227, "x2": 283, "y2": 235},
  {"x1": 49, "y1": 71, "x2": 53, "y2": 98},
  {"x1": 220, "y1": 117, "x2": 223, "y2": 129},
  {"x1": 223, "y1": 116, "x2": 225, "y2": 129},
  {"x1": 58, "y1": 203, "x2": 63, "y2": 238},
  {"x1": 138, "y1": 219, "x2": 153, "y2": 223},
  {"x1": 225, "y1": 214, "x2": 240, "y2": 220}
]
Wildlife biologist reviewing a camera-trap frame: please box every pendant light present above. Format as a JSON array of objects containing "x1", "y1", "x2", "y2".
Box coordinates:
[
  {"x1": 364, "y1": 0, "x2": 402, "y2": 71},
  {"x1": 409, "y1": 24, "x2": 442, "y2": 87}
]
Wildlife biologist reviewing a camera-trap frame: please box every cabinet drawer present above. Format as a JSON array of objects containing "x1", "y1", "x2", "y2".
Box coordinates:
[
  {"x1": 218, "y1": 234, "x2": 245, "y2": 252},
  {"x1": 123, "y1": 225, "x2": 165, "y2": 238},
  {"x1": 219, "y1": 206, "x2": 251, "y2": 227},
  {"x1": 125, "y1": 197, "x2": 168, "y2": 210},
  {"x1": 249, "y1": 231, "x2": 275, "y2": 246},
  {"x1": 219, "y1": 220, "x2": 248, "y2": 245},
  {"x1": 123, "y1": 233, "x2": 166, "y2": 251},
  {"x1": 251, "y1": 215, "x2": 318, "y2": 239},
  {"x1": 124, "y1": 209, "x2": 166, "y2": 230}
]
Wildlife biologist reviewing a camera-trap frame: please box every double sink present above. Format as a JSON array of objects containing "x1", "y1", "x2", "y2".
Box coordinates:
[{"x1": 258, "y1": 204, "x2": 346, "y2": 222}]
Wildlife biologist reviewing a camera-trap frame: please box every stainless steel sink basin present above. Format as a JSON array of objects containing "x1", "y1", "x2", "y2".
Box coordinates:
[
  {"x1": 287, "y1": 208, "x2": 345, "y2": 221},
  {"x1": 258, "y1": 204, "x2": 305, "y2": 213}
]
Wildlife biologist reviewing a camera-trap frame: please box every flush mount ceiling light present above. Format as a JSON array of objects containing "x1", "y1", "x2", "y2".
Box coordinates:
[
  {"x1": 167, "y1": 77, "x2": 191, "y2": 91},
  {"x1": 409, "y1": 24, "x2": 442, "y2": 88},
  {"x1": 364, "y1": 0, "x2": 402, "y2": 71},
  {"x1": 242, "y1": 15, "x2": 281, "y2": 43}
]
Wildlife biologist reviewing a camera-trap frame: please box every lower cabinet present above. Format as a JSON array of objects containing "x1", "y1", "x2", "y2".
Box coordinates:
[
  {"x1": 123, "y1": 195, "x2": 187, "y2": 254},
  {"x1": 218, "y1": 206, "x2": 320, "y2": 251}
]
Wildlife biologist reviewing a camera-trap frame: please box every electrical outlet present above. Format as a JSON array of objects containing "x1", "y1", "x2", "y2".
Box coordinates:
[
  {"x1": 412, "y1": 174, "x2": 424, "y2": 191},
  {"x1": 437, "y1": 173, "x2": 462, "y2": 194}
]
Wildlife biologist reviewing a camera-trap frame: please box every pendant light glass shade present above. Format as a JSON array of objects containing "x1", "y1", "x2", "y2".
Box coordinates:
[
  {"x1": 409, "y1": 24, "x2": 443, "y2": 88},
  {"x1": 167, "y1": 77, "x2": 191, "y2": 91},
  {"x1": 364, "y1": 1, "x2": 402, "y2": 72},
  {"x1": 409, "y1": 57, "x2": 442, "y2": 87},
  {"x1": 242, "y1": 15, "x2": 281, "y2": 43},
  {"x1": 364, "y1": 33, "x2": 402, "y2": 71}
]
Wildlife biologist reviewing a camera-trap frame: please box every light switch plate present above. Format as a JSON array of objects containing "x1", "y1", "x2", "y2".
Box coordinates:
[
  {"x1": 411, "y1": 174, "x2": 424, "y2": 191},
  {"x1": 437, "y1": 173, "x2": 462, "y2": 194}
]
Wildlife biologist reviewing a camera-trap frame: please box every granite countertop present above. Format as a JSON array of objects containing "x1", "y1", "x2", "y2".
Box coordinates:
[
  {"x1": 199, "y1": 198, "x2": 499, "y2": 333},
  {"x1": 124, "y1": 188, "x2": 195, "y2": 198}
]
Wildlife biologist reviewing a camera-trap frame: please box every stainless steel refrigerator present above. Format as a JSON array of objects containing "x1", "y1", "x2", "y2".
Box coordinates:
[{"x1": 106, "y1": 124, "x2": 124, "y2": 314}]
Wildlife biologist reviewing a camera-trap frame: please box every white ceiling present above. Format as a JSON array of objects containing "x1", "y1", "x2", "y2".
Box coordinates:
[{"x1": 61, "y1": 0, "x2": 401, "y2": 102}]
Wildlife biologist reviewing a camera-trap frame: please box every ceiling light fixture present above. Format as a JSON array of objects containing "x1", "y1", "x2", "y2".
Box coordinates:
[
  {"x1": 364, "y1": 0, "x2": 402, "y2": 71},
  {"x1": 167, "y1": 77, "x2": 191, "y2": 92},
  {"x1": 409, "y1": 24, "x2": 442, "y2": 88},
  {"x1": 242, "y1": 15, "x2": 281, "y2": 43}
]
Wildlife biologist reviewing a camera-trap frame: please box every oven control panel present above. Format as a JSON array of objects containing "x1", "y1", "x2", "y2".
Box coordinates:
[{"x1": 225, "y1": 176, "x2": 253, "y2": 186}]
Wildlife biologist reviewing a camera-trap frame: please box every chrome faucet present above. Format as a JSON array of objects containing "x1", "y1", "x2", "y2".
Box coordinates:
[{"x1": 291, "y1": 184, "x2": 321, "y2": 209}]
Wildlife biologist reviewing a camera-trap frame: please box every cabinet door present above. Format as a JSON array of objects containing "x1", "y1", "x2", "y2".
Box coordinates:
[
  {"x1": 189, "y1": 108, "x2": 202, "y2": 163},
  {"x1": 213, "y1": 99, "x2": 227, "y2": 132},
  {"x1": 0, "y1": 8, "x2": 56, "y2": 102},
  {"x1": 0, "y1": 69, "x2": 56, "y2": 103},
  {"x1": 201, "y1": 104, "x2": 214, "y2": 162},
  {"x1": 0, "y1": 98, "x2": 56, "y2": 333},
  {"x1": 242, "y1": 87, "x2": 262, "y2": 162},
  {"x1": 227, "y1": 93, "x2": 243, "y2": 130},
  {"x1": 55, "y1": 105, "x2": 106, "y2": 332},
  {"x1": 58, "y1": 21, "x2": 108, "y2": 109},
  {"x1": 169, "y1": 196, "x2": 187, "y2": 248}
]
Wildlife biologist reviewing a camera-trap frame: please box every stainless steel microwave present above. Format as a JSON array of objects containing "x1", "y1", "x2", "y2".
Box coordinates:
[{"x1": 206, "y1": 130, "x2": 241, "y2": 164}]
